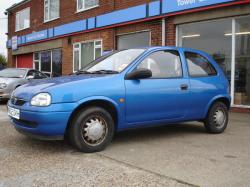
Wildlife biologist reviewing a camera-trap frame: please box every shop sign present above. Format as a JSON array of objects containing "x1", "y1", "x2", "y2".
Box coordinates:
[
  {"x1": 26, "y1": 30, "x2": 48, "y2": 43},
  {"x1": 12, "y1": 36, "x2": 18, "y2": 51},
  {"x1": 162, "y1": 0, "x2": 236, "y2": 13}
]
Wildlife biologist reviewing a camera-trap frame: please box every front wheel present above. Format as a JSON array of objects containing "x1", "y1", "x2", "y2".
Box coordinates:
[
  {"x1": 69, "y1": 107, "x2": 115, "y2": 153},
  {"x1": 204, "y1": 102, "x2": 229, "y2": 134}
]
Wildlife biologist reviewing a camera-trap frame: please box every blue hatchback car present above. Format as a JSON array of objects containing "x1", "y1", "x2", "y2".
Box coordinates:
[{"x1": 8, "y1": 47, "x2": 231, "y2": 153}]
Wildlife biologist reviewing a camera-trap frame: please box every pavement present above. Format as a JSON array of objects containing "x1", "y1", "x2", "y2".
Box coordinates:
[{"x1": 0, "y1": 102, "x2": 250, "y2": 187}]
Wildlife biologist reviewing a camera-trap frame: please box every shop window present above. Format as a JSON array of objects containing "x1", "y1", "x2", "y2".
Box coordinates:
[
  {"x1": 41, "y1": 51, "x2": 52, "y2": 73},
  {"x1": 73, "y1": 40, "x2": 102, "y2": 72},
  {"x1": 117, "y1": 31, "x2": 150, "y2": 50},
  {"x1": 137, "y1": 50, "x2": 182, "y2": 78},
  {"x1": 177, "y1": 16, "x2": 250, "y2": 107},
  {"x1": 34, "y1": 49, "x2": 62, "y2": 77},
  {"x1": 77, "y1": 0, "x2": 99, "y2": 12},
  {"x1": 185, "y1": 52, "x2": 217, "y2": 77},
  {"x1": 234, "y1": 16, "x2": 250, "y2": 106},
  {"x1": 15, "y1": 8, "x2": 30, "y2": 31},
  {"x1": 52, "y1": 49, "x2": 62, "y2": 77},
  {"x1": 44, "y1": 0, "x2": 60, "y2": 22},
  {"x1": 177, "y1": 19, "x2": 232, "y2": 79}
]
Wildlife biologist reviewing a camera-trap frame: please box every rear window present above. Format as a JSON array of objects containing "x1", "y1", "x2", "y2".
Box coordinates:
[{"x1": 185, "y1": 52, "x2": 217, "y2": 77}]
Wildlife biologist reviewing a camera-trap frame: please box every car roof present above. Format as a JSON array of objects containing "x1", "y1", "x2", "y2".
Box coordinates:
[
  {"x1": 4, "y1": 68, "x2": 33, "y2": 71},
  {"x1": 126, "y1": 46, "x2": 207, "y2": 54}
]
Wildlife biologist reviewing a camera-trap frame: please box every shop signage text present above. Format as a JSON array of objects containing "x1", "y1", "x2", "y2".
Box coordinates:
[
  {"x1": 162, "y1": 0, "x2": 236, "y2": 13},
  {"x1": 26, "y1": 30, "x2": 48, "y2": 43}
]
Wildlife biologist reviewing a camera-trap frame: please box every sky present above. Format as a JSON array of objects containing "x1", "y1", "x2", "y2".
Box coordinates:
[{"x1": 0, "y1": 0, "x2": 22, "y2": 57}]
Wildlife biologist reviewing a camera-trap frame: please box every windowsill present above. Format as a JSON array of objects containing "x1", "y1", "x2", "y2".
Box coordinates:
[
  {"x1": 15, "y1": 26, "x2": 30, "y2": 33},
  {"x1": 76, "y1": 5, "x2": 99, "y2": 14},
  {"x1": 44, "y1": 17, "x2": 60, "y2": 23}
]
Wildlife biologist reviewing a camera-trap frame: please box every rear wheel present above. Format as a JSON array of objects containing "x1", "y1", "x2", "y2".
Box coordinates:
[
  {"x1": 69, "y1": 107, "x2": 115, "y2": 153},
  {"x1": 204, "y1": 102, "x2": 229, "y2": 134}
]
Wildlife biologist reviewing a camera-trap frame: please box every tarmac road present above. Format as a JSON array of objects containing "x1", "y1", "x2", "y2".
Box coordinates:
[{"x1": 0, "y1": 103, "x2": 250, "y2": 187}]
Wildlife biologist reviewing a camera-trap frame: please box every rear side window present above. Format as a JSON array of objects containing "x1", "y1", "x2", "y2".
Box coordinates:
[{"x1": 185, "y1": 52, "x2": 217, "y2": 77}]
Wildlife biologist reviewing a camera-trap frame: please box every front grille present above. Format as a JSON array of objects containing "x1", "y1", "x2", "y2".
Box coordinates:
[
  {"x1": 11, "y1": 97, "x2": 26, "y2": 106},
  {"x1": 13, "y1": 118, "x2": 38, "y2": 128}
]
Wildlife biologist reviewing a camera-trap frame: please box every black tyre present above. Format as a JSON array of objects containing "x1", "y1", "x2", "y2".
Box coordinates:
[
  {"x1": 204, "y1": 102, "x2": 229, "y2": 134},
  {"x1": 69, "y1": 107, "x2": 115, "y2": 153}
]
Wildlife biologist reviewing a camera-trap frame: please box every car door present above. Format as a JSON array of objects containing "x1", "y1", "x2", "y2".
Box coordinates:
[
  {"x1": 184, "y1": 51, "x2": 220, "y2": 119},
  {"x1": 125, "y1": 50, "x2": 191, "y2": 125}
]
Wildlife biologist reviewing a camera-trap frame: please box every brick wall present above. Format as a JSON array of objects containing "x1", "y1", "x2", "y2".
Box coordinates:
[
  {"x1": 7, "y1": 0, "x2": 115, "y2": 38},
  {"x1": 7, "y1": 0, "x2": 177, "y2": 72},
  {"x1": 7, "y1": 0, "x2": 158, "y2": 67},
  {"x1": 166, "y1": 17, "x2": 176, "y2": 46},
  {"x1": 115, "y1": 20, "x2": 163, "y2": 48},
  {"x1": 62, "y1": 28, "x2": 115, "y2": 75},
  {"x1": 114, "y1": 0, "x2": 151, "y2": 10},
  {"x1": 7, "y1": 0, "x2": 151, "y2": 39},
  {"x1": 61, "y1": 19, "x2": 165, "y2": 75}
]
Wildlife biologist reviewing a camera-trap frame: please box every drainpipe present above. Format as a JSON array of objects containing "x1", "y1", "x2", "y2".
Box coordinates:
[{"x1": 162, "y1": 18, "x2": 166, "y2": 46}]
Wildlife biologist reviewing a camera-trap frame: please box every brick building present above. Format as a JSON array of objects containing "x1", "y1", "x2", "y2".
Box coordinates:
[{"x1": 5, "y1": 0, "x2": 250, "y2": 110}]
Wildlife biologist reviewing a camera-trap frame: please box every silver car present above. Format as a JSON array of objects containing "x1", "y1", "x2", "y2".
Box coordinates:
[{"x1": 0, "y1": 68, "x2": 48, "y2": 100}]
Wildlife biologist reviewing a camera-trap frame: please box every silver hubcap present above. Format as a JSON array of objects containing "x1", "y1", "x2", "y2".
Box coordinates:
[
  {"x1": 213, "y1": 109, "x2": 226, "y2": 128},
  {"x1": 81, "y1": 116, "x2": 107, "y2": 146}
]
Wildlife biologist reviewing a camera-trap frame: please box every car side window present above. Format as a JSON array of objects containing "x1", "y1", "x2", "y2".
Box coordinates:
[
  {"x1": 185, "y1": 52, "x2": 217, "y2": 77},
  {"x1": 137, "y1": 50, "x2": 183, "y2": 79},
  {"x1": 26, "y1": 70, "x2": 36, "y2": 78},
  {"x1": 34, "y1": 71, "x2": 47, "y2": 79},
  {"x1": 27, "y1": 70, "x2": 47, "y2": 79}
]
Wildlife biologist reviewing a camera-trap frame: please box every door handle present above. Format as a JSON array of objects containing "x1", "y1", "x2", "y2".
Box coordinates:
[{"x1": 180, "y1": 84, "x2": 189, "y2": 90}]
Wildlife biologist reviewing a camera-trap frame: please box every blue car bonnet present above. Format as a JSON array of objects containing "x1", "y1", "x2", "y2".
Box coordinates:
[{"x1": 13, "y1": 74, "x2": 109, "y2": 101}]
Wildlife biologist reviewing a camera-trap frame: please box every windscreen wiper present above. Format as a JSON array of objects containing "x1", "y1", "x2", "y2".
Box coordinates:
[
  {"x1": 75, "y1": 70, "x2": 93, "y2": 75},
  {"x1": 91, "y1": 70, "x2": 119, "y2": 74}
]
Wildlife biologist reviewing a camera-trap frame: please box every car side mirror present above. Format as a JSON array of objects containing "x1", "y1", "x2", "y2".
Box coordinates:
[
  {"x1": 26, "y1": 75, "x2": 35, "y2": 80},
  {"x1": 125, "y1": 68, "x2": 152, "y2": 80}
]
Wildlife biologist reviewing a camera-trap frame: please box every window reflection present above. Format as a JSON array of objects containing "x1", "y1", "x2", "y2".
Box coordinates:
[{"x1": 178, "y1": 19, "x2": 232, "y2": 79}]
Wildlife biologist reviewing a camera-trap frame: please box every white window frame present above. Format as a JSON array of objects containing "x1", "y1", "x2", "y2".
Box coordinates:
[
  {"x1": 33, "y1": 50, "x2": 53, "y2": 76},
  {"x1": 76, "y1": 0, "x2": 99, "y2": 13},
  {"x1": 33, "y1": 52, "x2": 41, "y2": 71},
  {"x1": 44, "y1": 0, "x2": 60, "y2": 23},
  {"x1": 15, "y1": 7, "x2": 30, "y2": 32},
  {"x1": 73, "y1": 40, "x2": 102, "y2": 72}
]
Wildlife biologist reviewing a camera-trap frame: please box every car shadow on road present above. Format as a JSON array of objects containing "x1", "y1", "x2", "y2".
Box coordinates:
[
  {"x1": 9, "y1": 123, "x2": 205, "y2": 154},
  {"x1": 113, "y1": 123, "x2": 205, "y2": 144}
]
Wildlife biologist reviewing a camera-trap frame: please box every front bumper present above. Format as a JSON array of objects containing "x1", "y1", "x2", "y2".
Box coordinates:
[{"x1": 8, "y1": 100, "x2": 77, "y2": 140}]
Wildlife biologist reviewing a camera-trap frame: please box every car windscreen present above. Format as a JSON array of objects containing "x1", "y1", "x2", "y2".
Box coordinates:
[
  {"x1": 81, "y1": 49, "x2": 146, "y2": 74},
  {"x1": 0, "y1": 69, "x2": 27, "y2": 78}
]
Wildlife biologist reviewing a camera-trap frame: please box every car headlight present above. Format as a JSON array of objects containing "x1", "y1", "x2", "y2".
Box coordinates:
[
  {"x1": 0, "y1": 83, "x2": 7, "y2": 89},
  {"x1": 31, "y1": 93, "x2": 51, "y2": 107}
]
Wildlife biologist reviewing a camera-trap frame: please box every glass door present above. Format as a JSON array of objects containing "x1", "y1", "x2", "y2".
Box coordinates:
[{"x1": 34, "y1": 49, "x2": 62, "y2": 77}]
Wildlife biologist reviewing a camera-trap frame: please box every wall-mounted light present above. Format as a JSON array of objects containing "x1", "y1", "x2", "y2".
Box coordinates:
[
  {"x1": 225, "y1": 31, "x2": 250, "y2": 36},
  {"x1": 182, "y1": 34, "x2": 201, "y2": 38}
]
